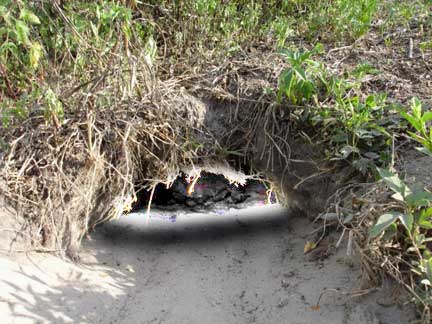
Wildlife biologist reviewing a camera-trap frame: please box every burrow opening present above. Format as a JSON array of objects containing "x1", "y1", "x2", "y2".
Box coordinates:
[{"x1": 131, "y1": 172, "x2": 278, "y2": 215}]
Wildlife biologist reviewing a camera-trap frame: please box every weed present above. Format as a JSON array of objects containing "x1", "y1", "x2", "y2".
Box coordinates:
[
  {"x1": 0, "y1": 1, "x2": 44, "y2": 98},
  {"x1": 371, "y1": 168, "x2": 432, "y2": 308},
  {"x1": 399, "y1": 98, "x2": 432, "y2": 157},
  {"x1": 277, "y1": 46, "x2": 392, "y2": 174},
  {"x1": 277, "y1": 44, "x2": 324, "y2": 104}
]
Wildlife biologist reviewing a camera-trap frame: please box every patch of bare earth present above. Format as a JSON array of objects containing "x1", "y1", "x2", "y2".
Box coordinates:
[{"x1": 324, "y1": 26, "x2": 432, "y2": 106}]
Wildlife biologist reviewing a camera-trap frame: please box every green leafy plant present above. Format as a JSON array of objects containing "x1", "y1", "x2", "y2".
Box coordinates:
[
  {"x1": 335, "y1": 0, "x2": 378, "y2": 39},
  {"x1": 399, "y1": 98, "x2": 432, "y2": 157},
  {"x1": 338, "y1": 94, "x2": 391, "y2": 174},
  {"x1": 277, "y1": 44, "x2": 324, "y2": 104},
  {"x1": 270, "y1": 16, "x2": 295, "y2": 48},
  {"x1": 0, "y1": 1, "x2": 44, "y2": 97},
  {"x1": 313, "y1": 76, "x2": 391, "y2": 174},
  {"x1": 370, "y1": 168, "x2": 432, "y2": 301},
  {"x1": 370, "y1": 168, "x2": 432, "y2": 240},
  {"x1": 420, "y1": 40, "x2": 432, "y2": 52},
  {"x1": 276, "y1": 45, "x2": 392, "y2": 174}
]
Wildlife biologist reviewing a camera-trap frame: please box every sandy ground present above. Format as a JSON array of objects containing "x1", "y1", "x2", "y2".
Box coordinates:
[{"x1": 0, "y1": 205, "x2": 416, "y2": 324}]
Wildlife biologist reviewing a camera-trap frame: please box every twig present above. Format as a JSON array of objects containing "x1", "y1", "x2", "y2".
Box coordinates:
[{"x1": 145, "y1": 185, "x2": 156, "y2": 226}]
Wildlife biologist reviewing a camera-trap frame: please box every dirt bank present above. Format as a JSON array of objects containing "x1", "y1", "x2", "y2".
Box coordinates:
[{"x1": 0, "y1": 205, "x2": 415, "y2": 324}]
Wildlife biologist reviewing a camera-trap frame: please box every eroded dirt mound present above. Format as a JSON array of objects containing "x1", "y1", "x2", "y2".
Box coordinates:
[{"x1": 0, "y1": 55, "x2": 340, "y2": 257}]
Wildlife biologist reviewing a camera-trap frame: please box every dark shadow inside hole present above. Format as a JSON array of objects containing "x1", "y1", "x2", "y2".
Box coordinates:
[{"x1": 132, "y1": 172, "x2": 276, "y2": 213}]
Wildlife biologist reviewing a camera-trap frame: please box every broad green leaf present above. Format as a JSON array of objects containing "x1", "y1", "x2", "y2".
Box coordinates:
[
  {"x1": 301, "y1": 81, "x2": 315, "y2": 99},
  {"x1": 419, "y1": 208, "x2": 432, "y2": 229},
  {"x1": 29, "y1": 42, "x2": 43, "y2": 69},
  {"x1": 377, "y1": 167, "x2": 411, "y2": 198},
  {"x1": 369, "y1": 212, "x2": 401, "y2": 239},
  {"x1": 398, "y1": 107, "x2": 422, "y2": 132},
  {"x1": 313, "y1": 43, "x2": 324, "y2": 54},
  {"x1": 19, "y1": 8, "x2": 40, "y2": 25},
  {"x1": 0, "y1": 42, "x2": 18, "y2": 56},
  {"x1": 398, "y1": 213, "x2": 413, "y2": 233},
  {"x1": 292, "y1": 66, "x2": 307, "y2": 81},
  {"x1": 423, "y1": 112, "x2": 432, "y2": 123},
  {"x1": 417, "y1": 207, "x2": 432, "y2": 229},
  {"x1": 14, "y1": 20, "x2": 30, "y2": 45},
  {"x1": 419, "y1": 220, "x2": 432, "y2": 230},
  {"x1": 280, "y1": 70, "x2": 294, "y2": 96},
  {"x1": 365, "y1": 95, "x2": 377, "y2": 107},
  {"x1": 406, "y1": 190, "x2": 432, "y2": 208},
  {"x1": 411, "y1": 97, "x2": 423, "y2": 119},
  {"x1": 423, "y1": 207, "x2": 432, "y2": 218},
  {"x1": 382, "y1": 222, "x2": 398, "y2": 240}
]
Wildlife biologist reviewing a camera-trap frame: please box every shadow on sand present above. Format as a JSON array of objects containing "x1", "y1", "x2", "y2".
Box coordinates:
[{"x1": 1, "y1": 205, "x2": 295, "y2": 324}]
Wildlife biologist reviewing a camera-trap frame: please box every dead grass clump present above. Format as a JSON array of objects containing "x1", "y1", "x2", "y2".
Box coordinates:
[{"x1": 0, "y1": 59, "x2": 218, "y2": 258}]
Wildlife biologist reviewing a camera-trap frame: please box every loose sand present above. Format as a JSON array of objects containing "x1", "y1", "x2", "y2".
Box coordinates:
[{"x1": 0, "y1": 205, "x2": 415, "y2": 324}]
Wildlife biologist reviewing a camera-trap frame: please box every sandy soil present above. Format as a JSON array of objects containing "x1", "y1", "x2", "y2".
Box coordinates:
[{"x1": 0, "y1": 205, "x2": 415, "y2": 324}]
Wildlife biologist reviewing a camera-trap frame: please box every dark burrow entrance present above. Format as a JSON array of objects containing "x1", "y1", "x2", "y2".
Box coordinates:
[{"x1": 132, "y1": 172, "x2": 278, "y2": 215}]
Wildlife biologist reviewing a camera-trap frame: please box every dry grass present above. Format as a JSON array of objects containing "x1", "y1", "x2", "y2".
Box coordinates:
[{"x1": 0, "y1": 49, "x2": 217, "y2": 258}]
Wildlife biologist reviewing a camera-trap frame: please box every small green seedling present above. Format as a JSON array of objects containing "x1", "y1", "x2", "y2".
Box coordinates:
[{"x1": 398, "y1": 98, "x2": 432, "y2": 157}]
